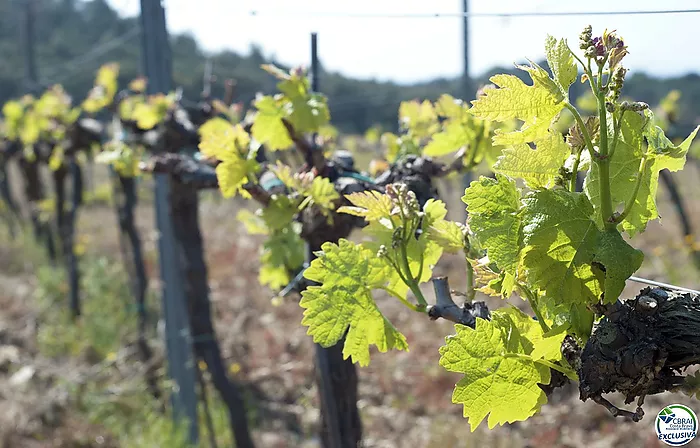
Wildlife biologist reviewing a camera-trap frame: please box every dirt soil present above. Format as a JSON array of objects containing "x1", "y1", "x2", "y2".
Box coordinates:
[{"x1": 2, "y1": 166, "x2": 700, "y2": 447}]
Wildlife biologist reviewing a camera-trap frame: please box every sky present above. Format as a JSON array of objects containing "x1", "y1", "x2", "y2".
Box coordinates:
[{"x1": 107, "y1": 0, "x2": 700, "y2": 84}]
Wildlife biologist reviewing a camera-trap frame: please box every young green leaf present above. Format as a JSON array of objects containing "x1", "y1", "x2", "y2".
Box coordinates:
[
  {"x1": 585, "y1": 111, "x2": 700, "y2": 236},
  {"x1": 251, "y1": 95, "x2": 294, "y2": 151},
  {"x1": 260, "y1": 195, "x2": 299, "y2": 232},
  {"x1": 521, "y1": 189, "x2": 642, "y2": 305},
  {"x1": 264, "y1": 64, "x2": 330, "y2": 134},
  {"x1": 399, "y1": 100, "x2": 438, "y2": 139},
  {"x1": 423, "y1": 120, "x2": 472, "y2": 157},
  {"x1": 544, "y1": 35, "x2": 577, "y2": 96},
  {"x1": 592, "y1": 230, "x2": 644, "y2": 303},
  {"x1": 300, "y1": 239, "x2": 408, "y2": 366},
  {"x1": 338, "y1": 190, "x2": 393, "y2": 222},
  {"x1": 462, "y1": 174, "x2": 522, "y2": 274},
  {"x1": 260, "y1": 225, "x2": 304, "y2": 290},
  {"x1": 470, "y1": 58, "x2": 565, "y2": 145},
  {"x1": 493, "y1": 131, "x2": 570, "y2": 188},
  {"x1": 439, "y1": 309, "x2": 553, "y2": 431},
  {"x1": 426, "y1": 220, "x2": 465, "y2": 254},
  {"x1": 496, "y1": 307, "x2": 568, "y2": 364}
]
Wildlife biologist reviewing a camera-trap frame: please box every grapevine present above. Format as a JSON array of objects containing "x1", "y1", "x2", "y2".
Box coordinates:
[
  {"x1": 287, "y1": 27, "x2": 700, "y2": 430},
  {"x1": 3, "y1": 21, "x2": 700, "y2": 448}
]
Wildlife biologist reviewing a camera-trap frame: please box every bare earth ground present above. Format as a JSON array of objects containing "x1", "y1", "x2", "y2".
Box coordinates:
[{"x1": 2, "y1": 165, "x2": 700, "y2": 447}]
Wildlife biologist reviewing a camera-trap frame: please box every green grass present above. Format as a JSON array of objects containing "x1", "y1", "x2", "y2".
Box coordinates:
[{"x1": 1, "y1": 224, "x2": 245, "y2": 447}]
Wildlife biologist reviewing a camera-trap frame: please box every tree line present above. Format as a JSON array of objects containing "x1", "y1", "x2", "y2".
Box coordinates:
[{"x1": 2, "y1": 0, "x2": 699, "y2": 136}]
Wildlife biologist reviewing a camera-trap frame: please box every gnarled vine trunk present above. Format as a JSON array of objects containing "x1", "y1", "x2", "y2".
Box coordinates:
[
  {"x1": 52, "y1": 161, "x2": 83, "y2": 317},
  {"x1": 579, "y1": 287, "x2": 700, "y2": 411},
  {"x1": 18, "y1": 154, "x2": 56, "y2": 262},
  {"x1": 112, "y1": 172, "x2": 159, "y2": 399},
  {"x1": 0, "y1": 157, "x2": 20, "y2": 237}
]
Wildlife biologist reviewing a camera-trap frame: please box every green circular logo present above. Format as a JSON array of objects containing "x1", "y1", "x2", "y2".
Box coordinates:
[{"x1": 656, "y1": 404, "x2": 698, "y2": 446}]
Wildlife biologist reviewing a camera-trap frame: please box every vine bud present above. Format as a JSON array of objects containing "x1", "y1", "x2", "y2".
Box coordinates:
[
  {"x1": 579, "y1": 25, "x2": 593, "y2": 50},
  {"x1": 377, "y1": 245, "x2": 388, "y2": 258},
  {"x1": 290, "y1": 66, "x2": 305, "y2": 78},
  {"x1": 584, "y1": 46, "x2": 597, "y2": 59},
  {"x1": 558, "y1": 166, "x2": 573, "y2": 181},
  {"x1": 605, "y1": 102, "x2": 615, "y2": 113},
  {"x1": 591, "y1": 37, "x2": 605, "y2": 57},
  {"x1": 391, "y1": 227, "x2": 403, "y2": 248},
  {"x1": 630, "y1": 102, "x2": 649, "y2": 112},
  {"x1": 620, "y1": 101, "x2": 649, "y2": 112},
  {"x1": 386, "y1": 182, "x2": 419, "y2": 219}
]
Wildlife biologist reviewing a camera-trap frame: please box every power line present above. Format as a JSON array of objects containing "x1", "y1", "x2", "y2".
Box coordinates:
[
  {"x1": 42, "y1": 26, "x2": 141, "y2": 85},
  {"x1": 628, "y1": 276, "x2": 700, "y2": 295},
  {"x1": 247, "y1": 8, "x2": 700, "y2": 19}
]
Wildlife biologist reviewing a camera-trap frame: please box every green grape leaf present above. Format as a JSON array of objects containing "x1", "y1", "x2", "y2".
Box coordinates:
[
  {"x1": 359, "y1": 198, "x2": 446, "y2": 298},
  {"x1": 216, "y1": 158, "x2": 253, "y2": 199},
  {"x1": 270, "y1": 163, "x2": 338, "y2": 213},
  {"x1": 263, "y1": 64, "x2": 330, "y2": 134},
  {"x1": 2, "y1": 101, "x2": 24, "y2": 121},
  {"x1": 82, "y1": 63, "x2": 119, "y2": 113},
  {"x1": 260, "y1": 225, "x2": 304, "y2": 290},
  {"x1": 132, "y1": 94, "x2": 173, "y2": 130},
  {"x1": 585, "y1": 111, "x2": 700, "y2": 236},
  {"x1": 471, "y1": 61, "x2": 565, "y2": 146},
  {"x1": 338, "y1": 190, "x2": 393, "y2": 221},
  {"x1": 467, "y1": 257, "x2": 514, "y2": 298},
  {"x1": 435, "y1": 94, "x2": 465, "y2": 119},
  {"x1": 289, "y1": 91, "x2": 330, "y2": 133},
  {"x1": 236, "y1": 209, "x2": 269, "y2": 235},
  {"x1": 202, "y1": 119, "x2": 258, "y2": 199},
  {"x1": 300, "y1": 239, "x2": 408, "y2": 366},
  {"x1": 259, "y1": 263, "x2": 291, "y2": 291},
  {"x1": 426, "y1": 220, "x2": 465, "y2": 254},
  {"x1": 521, "y1": 189, "x2": 642, "y2": 305},
  {"x1": 592, "y1": 230, "x2": 644, "y2": 303},
  {"x1": 199, "y1": 119, "x2": 250, "y2": 160},
  {"x1": 269, "y1": 162, "x2": 297, "y2": 190},
  {"x1": 399, "y1": 100, "x2": 438, "y2": 139},
  {"x1": 439, "y1": 310, "x2": 551, "y2": 431},
  {"x1": 381, "y1": 132, "x2": 401, "y2": 163},
  {"x1": 494, "y1": 307, "x2": 569, "y2": 366},
  {"x1": 469, "y1": 57, "x2": 565, "y2": 146},
  {"x1": 544, "y1": 35, "x2": 577, "y2": 96},
  {"x1": 423, "y1": 120, "x2": 471, "y2": 157},
  {"x1": 470, "y1": 72, "x2": 560, "y2": 122},
  {"x1": 539, "y1": 298, "x2": 594, "y2": 343},
  {"x1": 261, "y1": 195, "x2": 300, "y2": 232},
  {"x1": 462, "y1": 175, "x2": 522, "y2": 273},
  {"x1": 251, "y1": 95, "x2": 293, "y2": 150},
  {"x1": 306, "y1": 176, "x2": 340, "y2": 211},
  {"x1": 96, "y1": 142, "x2": 140, "y2": 178},
  {"x1": 521, "y1": 190, "x2": 601, "y2": 304},
  {"x1": 493, "y1": 131, "x2": 570, "y2": 188}
]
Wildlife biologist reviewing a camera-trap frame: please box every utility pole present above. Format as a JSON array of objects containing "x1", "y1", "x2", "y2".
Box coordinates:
[
  {"x1": 309, "y1": 32, "x2": 344, "y2": 447},
  {"x1": 310, "y1": 33, "x2": 320, "y2": 146},
  {"x1": 20, "y1": 0, "x2": 38, "y2": 92},
  {"x1": 308, "y1": 32, "x2": 363, "y2": 448},
  {"x1": 462, "y1": 0, "x2": 471, "y2": 101},
  {"x1": 202, "y1": 59, "x2": 213, "y2": 98},
  {"x1": 138, "y1": 0, "x2": 199, "y2": 443},
  {"x1": 461, "y1": 0, "x2": 473, "y2": 209}
]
